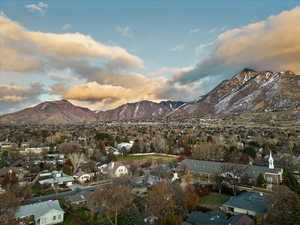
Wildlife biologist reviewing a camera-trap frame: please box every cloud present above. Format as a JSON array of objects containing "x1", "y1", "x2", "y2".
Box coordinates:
[
  {"x1": 116, "y1": 26, "x2": 134, "y2": 38},
  {"x1": 170, "y1": 44, "x2": 185, "y2": 52},
  {"x1": 50, "y1": 83, "x2": 67, "y2": 95},
  {"x1": 0, "y1": 83, "x2": 44, "y2": 114},
  {"x1": 147, "y1": 67, "x2": 193, "y2": 77},
  {"x1": 189, "y1": 28, "x2": 201, "y2": 34},
  {"x1": 0, "y1": 14, "x2": 143, "y2": 74},
  {"x1": 62, "y1": 24, "x2": 72, "y2": 30},
  {"x1": 25, "y1": 2, "x2": 48, "y2": 15},
  {"x1": 62, "y1": 78, "x2": 202, "y2": 110},
  {"x1": 195, "y1": 42, "x2": 214, "y2": 55},
  {"x1": 175, "y1": 7, "x2": 300, "y2": 85}
]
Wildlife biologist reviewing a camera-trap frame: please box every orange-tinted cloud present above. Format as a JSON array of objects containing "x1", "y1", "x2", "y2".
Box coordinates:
[{"x1": 176, "y1": 7, "x2": 300, "y2": 84}]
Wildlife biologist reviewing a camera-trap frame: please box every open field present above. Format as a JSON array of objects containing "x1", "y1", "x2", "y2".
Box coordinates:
[{"x1": 118, "y1": 153, "x2": 178, "y2": 163}]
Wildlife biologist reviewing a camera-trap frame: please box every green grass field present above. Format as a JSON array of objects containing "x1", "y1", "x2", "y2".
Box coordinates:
[{"x1": 199, "y1": 193, "x2": 230, "y2": 209}]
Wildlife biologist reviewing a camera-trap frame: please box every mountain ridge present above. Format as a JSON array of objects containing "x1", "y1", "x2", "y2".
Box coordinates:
[{"x1": 1, "y1": 68, "x2": 299, "y2": 124}]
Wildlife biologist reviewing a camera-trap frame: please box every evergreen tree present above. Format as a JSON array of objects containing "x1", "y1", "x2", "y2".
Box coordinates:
[
  {"x1": 256, "y1": 173, "x2": 266, "y2": 188},
  {"x1": 283, "y1": 169, "x2": 300, "y2": 194}
]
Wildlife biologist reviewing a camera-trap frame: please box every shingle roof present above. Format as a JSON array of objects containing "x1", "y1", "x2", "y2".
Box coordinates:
[
  {"x1": 39, "y1": 176, "x2": 74, "y2": 185},
  {"x1": 223, "y1": 192, "x2": 267, "y2": 213},
  {"x1": 183, "y1": 211, "x2": 255, "y2": 225},
  {"x1": 227, "y1": 214, "x2": 254, "y2": 225},
  {"x1": 181, "y1": 159, "x2": 282, "y2": 179},
  {"x1": 16, "y1": 200, "x2": 64, "y2": 219},
  {"x1": 185, "y1": 211, "x2": 228, "y2": 225}
]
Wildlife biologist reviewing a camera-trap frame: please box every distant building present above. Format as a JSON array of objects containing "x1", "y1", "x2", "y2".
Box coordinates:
[
  {"x1": 183, "y1": 211, "x2": 254, "y2": 225},
  {"x1": 180, "y1": 158, "x2": 283, "y2": 185},
  {"x1": 116, "y1": 141, "x2": 134, "y2": 151},
  {"x1": 220, "y1": 192, "x2": 267, "y2": 216},
  {"x1": 16, "y1": 200, "x2": 64, "y2": 225},
  {"x1": 102, "y1": 162, "x2": 128, "y2": 177},
  {"x1": 39, "y1": 171, "x2": 74, "y2": 186}
]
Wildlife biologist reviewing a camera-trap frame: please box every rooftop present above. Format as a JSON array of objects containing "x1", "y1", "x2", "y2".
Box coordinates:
[{"x1": 16, "y1": 200, "x2": 64, "y2": 219}]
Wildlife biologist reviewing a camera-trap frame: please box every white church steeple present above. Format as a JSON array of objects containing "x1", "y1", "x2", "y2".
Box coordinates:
[{"x1": 268, "y1": 151, "x2": 274, "y2": 169}]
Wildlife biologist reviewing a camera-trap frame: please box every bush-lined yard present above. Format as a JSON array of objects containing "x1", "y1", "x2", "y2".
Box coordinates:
[{"x1": 199, "y1": 193, "x2": 230, "y2": 209}]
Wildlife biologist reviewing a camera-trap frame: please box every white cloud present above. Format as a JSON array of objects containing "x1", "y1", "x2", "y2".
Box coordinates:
[
  {"x1": 116, "y1": 26, "x2": 134, "y2": 38},
  {"x1": 25, "y1": 2, "x2": 48, "y2": 15},
  {"x1": 62, "y1": 24, "x2": 72, "y2": 30},
  {"x1": 189, "y1": 28, "x2": 201, "y2": 33},
  {"x1": 170, "y1": 44, "x2": 185, "y2": 52},
  {"x1": 195, "y1": 42, "x2": 214, "y2": 55}
]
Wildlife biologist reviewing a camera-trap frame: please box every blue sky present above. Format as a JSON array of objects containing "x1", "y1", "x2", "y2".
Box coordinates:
[{"x1": 0, "y1": 0, "x2": 299, "y2": 113}]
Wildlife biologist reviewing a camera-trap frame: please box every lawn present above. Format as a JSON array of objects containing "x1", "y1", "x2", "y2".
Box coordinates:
[
  {"x1": 199, "y1": 193, "x2": 230, "y2": 210},
  {"x1": 118, "y1": 154, "x2": 177, "y2": 163}
]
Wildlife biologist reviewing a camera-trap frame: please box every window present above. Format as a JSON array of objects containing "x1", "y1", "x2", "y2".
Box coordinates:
[
  {"x1": 58, "y1": 214, "x2": 62, "y2": 220},
  {"x1": 53, "y1": 215, "x2": 56, "y2": 220},
  {"x1": 37, "y1": 219, "x2": 40, "y2": 225}
]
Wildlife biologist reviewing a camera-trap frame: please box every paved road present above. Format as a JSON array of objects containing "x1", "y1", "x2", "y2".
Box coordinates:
[{"x1": 22, "y1": 182, "x2": 112, "y2": 204}]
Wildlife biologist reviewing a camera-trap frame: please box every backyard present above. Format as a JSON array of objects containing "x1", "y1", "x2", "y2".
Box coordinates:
[{"x1": 199, "y1": 193, "x2": 230, "y2": 210}]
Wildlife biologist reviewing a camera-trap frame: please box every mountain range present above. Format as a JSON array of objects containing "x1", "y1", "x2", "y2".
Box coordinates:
[{"x1": 0, "y1": 69, "x2": 299, "y2": 124}]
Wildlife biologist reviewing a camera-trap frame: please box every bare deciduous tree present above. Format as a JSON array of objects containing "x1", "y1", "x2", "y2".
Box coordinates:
[{"x1": 88, "y1": 184, "x2": 133, "y2": 225}]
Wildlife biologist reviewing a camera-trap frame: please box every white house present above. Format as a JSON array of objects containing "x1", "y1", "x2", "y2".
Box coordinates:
[
  {"x1": 39, "y1": 171, "x2": 74, "y2": 186},
  {"x1": 107, "y1": 162, "x2": 128, "y2": 177},
  {"x1": 116, "y1": 141, "x2": 134, "y2": 151},
  {"x1": 73, "y1": 171, "x2": 93, "y2": 183},
  {"x1": 16, "y1": 200, "x2": 64, "y2": 225}
]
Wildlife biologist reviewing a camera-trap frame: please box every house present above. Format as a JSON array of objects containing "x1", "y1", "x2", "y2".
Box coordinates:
[
  {"x1": 16, "y1": 200, "x2": 64, "y2": 225},
  {"x1": 116, "y1": 141, "x2": 133, "y2": 151},
  {"x1": 101, "y1": 162, "x2": 128, "y2": 177},
  {"x1": 106, "y1": 146, "x2": 122, "y2": 155},
  {"x1": 220, "y1": 192, "x2": 267, "y2": 216},
  {"x1": 73, "y1": 170, "x2": 93, "y2": 183},
  {"x1": 64, "y1": 191, "x2": 90, "y2": 209},
  {"x1": 183, "y1": 211, "x2": 254, "y2": 225},
  {"x1": 180, "y1": 157, "x2": 283, "y2": 185},
  {"x1": 39, "y1": 171, "x2": 74, "y2": 186}
]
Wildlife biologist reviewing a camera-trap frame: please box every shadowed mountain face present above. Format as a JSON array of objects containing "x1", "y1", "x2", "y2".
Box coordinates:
[
  {"x1": 0, "y1": 99, "x2": 185, "y2": 124},
  {"x1": 169, "y1": 69, "x2": 300, "y2": 118},
  {"x1": 0, "y1": 100, "x2": 97, "y2": 124},
  {"x1": 1, "y1": 69, "x2": 299, "y2": 124},
  {"x1": 97, "y1": 100, "x2": 185, "y2": 121}
]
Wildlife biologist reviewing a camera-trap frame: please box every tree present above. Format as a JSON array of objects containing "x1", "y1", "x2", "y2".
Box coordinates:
[
  {"x1": 182, "y1": 184, "x2": 200, "y2": 212},
  {"x1": 283, "y1": 169, "x2": 300, "y2": 194},
  {"x1": 130, "y1": 140, "x2": 141, "y2": 154},
  {"x1": 88, "y1": 184, "x2": 133, "y2": 225},
  {"x1": 266, "y1": 186, "x2": 300, "y2": 225},
  {"x1": 256, "y1": 173, "x2": 266, "y2": 188},
  {"x1": 0, "y1": 192, "x2": 20, "y2": 225},
  {"x1": 59, "y1": 142, "x2": 86, "y2": 174},
  {"x1": 146, "y1": 182, "x2": 176, "y2": 219},
  {"x1": 2, "y1": 170, "x2": 19, "y2": 192},
  {"x1": 244, "y1": 146, "x2": 256, "y2": 159}
]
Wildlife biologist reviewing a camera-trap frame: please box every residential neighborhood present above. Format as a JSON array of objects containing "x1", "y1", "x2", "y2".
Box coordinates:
[{"x1": 0, "y1": 121, "x2": 300, "y2": 225}]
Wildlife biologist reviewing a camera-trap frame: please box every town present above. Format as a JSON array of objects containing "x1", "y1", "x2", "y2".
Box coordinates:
[{"x1": 1, "y1": 120, "x2": 300, "y2": 225}]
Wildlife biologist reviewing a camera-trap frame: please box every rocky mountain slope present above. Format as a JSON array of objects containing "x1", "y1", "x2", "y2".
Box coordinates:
[
  {"x1": 0, "y1": 100, "x2": 97, "y2": 124},
  {"x1": 1, "y1": 69, "x2": 299, "y2": 124},
  {"x1": 170, "y1": 69, "x2": 300, "y2": 118},
  {"x1": 97, "y1": 100, "x2": 185, "y2": 121},
  {"x1": 0, "y1": 100, "x2": 185, "y2": 124}
]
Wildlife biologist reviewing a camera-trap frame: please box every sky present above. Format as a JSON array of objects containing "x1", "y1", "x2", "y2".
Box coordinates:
[{"x1": 0, "y1": 0, "x2": 300, "y2": 114}]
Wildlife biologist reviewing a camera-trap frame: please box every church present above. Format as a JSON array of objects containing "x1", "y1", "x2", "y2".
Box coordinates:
[{"x1": 180, "y1": 152, "x2": 283, "y2": 185}]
